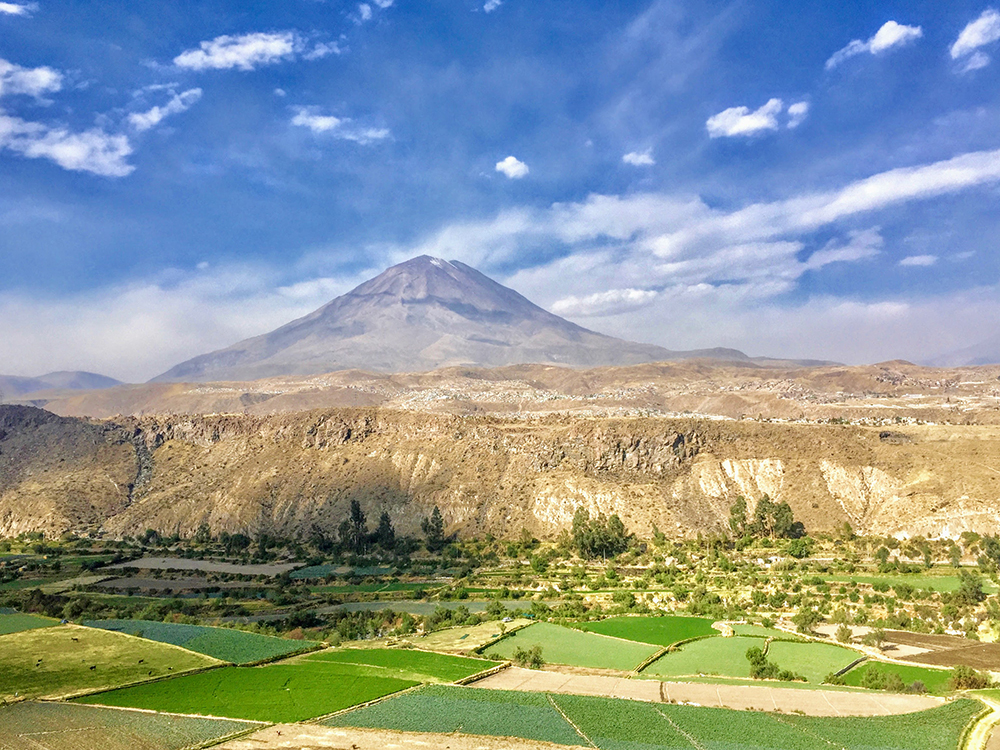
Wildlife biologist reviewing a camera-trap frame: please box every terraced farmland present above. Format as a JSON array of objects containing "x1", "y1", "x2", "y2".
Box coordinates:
[
  {"x1": 322, "y1": 684, "x2": 586, "y2": 746},
  {"x1": 77, "y1": 661, "x2": 417, "y2": 723},
  {"x1": 0, "y1": 701, "x2": 259, "y2": 750},
  {"x1": 0, "y1": 612, "x2": 58, "y2": 635},
  {"x1": 641, "y1": 635, "x2": 762, "y2": 679},
  {"x1": 486, "y1": 622, "x2": 659, "y2": 671},
  {"x1": 304, "y1": 647, "x2": 499, "y2": 682},
  {"x1": 326, "y1": 685, "x2": 983, "y2": 750},
  {"x1": 766, "y1": 640, "x2": 860, "y2": 683},
  {"x1": 575, "y1": 615, "x2": 716, "y2": 646},
  {"x1": 84, "y1": 619, "x2": 318, "y2": 664},
  {"x1": 0, "y1": 625, "x2": 217, "y2": 701}
]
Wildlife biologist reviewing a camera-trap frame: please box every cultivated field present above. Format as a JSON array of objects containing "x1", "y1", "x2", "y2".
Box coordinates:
[
  {"x1": 0, "y1": 612, "x2": 57, "y2": 635},
  {"x1": 884, "y1": 630, "x2": 1000, "y2": 670},
  {"x1": 842, "y1": 661, "x2": 953, "y2": 694},
  {"x1": 574, "y1": 615, "x2": 716, "y2": 646},
  {"x1": 486, "y1": 622, "x2": 659, "y2": 671},
  {"x1": 303, "y1": 647, "x2": 499, "y2": 682},
  {"x1": 475, "y1": 666, "x2": 944, "y2": 716},
  {"x1": 410, "y1": 618, "x2": 533, "y2": 653},
  {"x1": 765, "y1": 640, "x2": 859, "y2": 683},
  {"x1": 641, "y1": 635, "x2": 761, "y2": 679},
  {"x1": 0, "y1": 625, "x2": 217, "y2": 701},
  {"x1": 77, "y1": 662, "x2": 417, "y2": 723},
  {"x1": 322, "y1": 684, "x2": 587, "y2": 746},
  {"x1": 85, "y1": 619, "x2": 318, "y2": 664},
  {"x1": 326, "y1": 684, "x2": 981, "y2": 750},
  {"x1": 108, "y1": 557, "x2": 300, "y2": 576},
  {"x1": 0, "y1": 701, "x2": 259, "y2": 750}
]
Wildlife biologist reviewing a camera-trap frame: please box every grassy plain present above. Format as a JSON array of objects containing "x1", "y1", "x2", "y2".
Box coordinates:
[
  {"x1": 0, "y1": 701, "x2": 259, "y2": 750},
  {"x1": 842, "y1": 661, "x2": 953, "y2": 694},
  {"x1": 575, "y1": 615, "x2": 716, "y2": 646},
  {"x1": 0, "y1": 612, "x2": 58, "y2": 635},
  {"x1": 487, "y1": 622, "x2": 659, "y2": 671},
  {"x1": 766, "y1": 640, "x2": 860, "y2": 683},
  {"x1": 84, "y1": 619, "x2": 318, "y2": 664},
  {"x1": 304, "y1": 648, "x2": 498, "y2": 682},
  {"x1": 0, "y1": 625, "x2": 217, "y2": 701},
  {"x1": 77, "y1": 662, "x2": 416, "y2": 723}
]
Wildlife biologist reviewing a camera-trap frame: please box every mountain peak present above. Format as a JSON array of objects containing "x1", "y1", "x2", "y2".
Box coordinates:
[{"x1": 151, "y1": 256, "x2": 740, "y2": 383}]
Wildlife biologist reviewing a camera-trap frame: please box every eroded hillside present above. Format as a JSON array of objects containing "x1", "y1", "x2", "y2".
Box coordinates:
[{"x1": 3, "y1": 405, "x2": 1000, "y2": 541}]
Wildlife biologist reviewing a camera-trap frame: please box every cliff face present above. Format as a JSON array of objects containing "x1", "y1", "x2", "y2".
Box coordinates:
[{"x1": 2, "y1": 404, "x2": 1000, "y2": 541}]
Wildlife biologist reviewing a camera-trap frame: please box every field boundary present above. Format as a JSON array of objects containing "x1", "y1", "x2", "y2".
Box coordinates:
[
  {"x1": 60, "y1": 662, "x2": 227, "y2": 703},
  {"x1": 38, "y1": 699, "x2": 272, "y2": 726},
  {"x1": 455, "y1": 661, "x2": 511, "y2": 685},
  {"x1": 665, "y1": 633, "x2": 717, "y2": 653},
  {"x1": 633, "y1": 647, "x2": 669, "y2": 674},
  {"x1": 474, "y1": 620, "x2": 536, "y2": 655},
  {"x1": 833, "y1": 656, "x2": 868, "y2": 678},
  {"x1": 546, "y1": 693, "x2": 597, "y2": 748},
  {"x1": 305, "y1": 682, "x2": 424, "y2": 724},
  {"x1": 959, "y1": 700, "x2": 993, "y2": 750}
]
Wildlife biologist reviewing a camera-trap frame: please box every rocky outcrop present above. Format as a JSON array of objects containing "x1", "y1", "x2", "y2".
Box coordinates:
[{"x1": 3, "y1": 405, "x2": 1000, "y2": 541}]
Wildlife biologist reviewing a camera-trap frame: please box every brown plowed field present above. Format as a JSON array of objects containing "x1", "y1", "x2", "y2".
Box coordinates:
[
  {"x1": 886, "y1": 630, "x2": 1000, "y2": 670},
  {"x1": 472, "y1": 666, "x2": 944, "y2": 717}
]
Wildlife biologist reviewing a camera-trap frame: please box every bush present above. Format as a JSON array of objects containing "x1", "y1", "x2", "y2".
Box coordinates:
[
  {"x1": 512, "y1": 645, "x2": 544, "y2": 670},
  {"x1": 950, "y1": 665, "x2": 992, "y2": 690}
]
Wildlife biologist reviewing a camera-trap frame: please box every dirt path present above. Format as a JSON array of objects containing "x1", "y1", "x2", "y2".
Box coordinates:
[
  {"x1": 471, "y1": 667, "x2": 945, "y2": 717},
  {"x1": 212, "y1": 724, "x2": 591, "y2": 750}
]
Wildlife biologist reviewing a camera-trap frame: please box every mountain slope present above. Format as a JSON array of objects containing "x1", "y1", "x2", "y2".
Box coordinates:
[
  {"x1": 152, "y1": 256, "x2": 746, "y2": 382},
  {"x1": 0, "y1": 371, "x2": 122, "y2": 398}
]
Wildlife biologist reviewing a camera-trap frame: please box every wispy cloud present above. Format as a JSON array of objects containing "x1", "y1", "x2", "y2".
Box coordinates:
[
  {"x1": 622, "y1": 149, "x2": 655, "y2": 166},
  {"x1": 786, "y1": 101, "x2": 809, "y2": 129},
  {"x1": 899, "y1": 254, "x2": 937, "y2": 267},
  {"x1": 174, "y1": 32, "x2": 299, "y2": 71},
  {"x1": 496, "y1": 155, "x2": 529, "y2": 178},
  {"x1": 707, "y1": 98, "x2": 798, "y2": 138},
  {"x1": 0, "y1": 2, "x2": 37, "y2": 16},
  {"x1": 128, "y1": 88, "x2": 202, "y2": 132},
  {"x1": 484, "y1": 0, "x2": 503, "y2": 12},
  {"x1": 825, "y1": 20, "x2": 923, "y2": 70},
  {"x1": 950, "y1": 9, "x2": 1000, "y2": 72},
  {"x1": 551, "y1": 288, "x2": 658, "y2": 317},
  {"x1": 303, "y1": 41, "x2": 343, "y2": 60},
  {"x1": 0, "y1": 58, "x2": 62, "y2": 98},
  {"x1": 291, "y1": 107, "x2": 390, "y2": 144}
]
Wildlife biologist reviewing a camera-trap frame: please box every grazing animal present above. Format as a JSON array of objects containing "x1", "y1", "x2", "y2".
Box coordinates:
[
  {"x1": 138, "y1": 659, "x2": 144, "y2": 664},
  {"x1": 71, "y1": 637, "x2": 79, "y2": 642},
  {"x1": 89, "y1": 665, "x2": 96, "y2": 670}
]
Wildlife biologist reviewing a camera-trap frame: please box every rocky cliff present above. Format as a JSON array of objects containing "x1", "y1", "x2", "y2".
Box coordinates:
[{"x1": 3, "y1": 405, "x2": 1000, "y2": 541}]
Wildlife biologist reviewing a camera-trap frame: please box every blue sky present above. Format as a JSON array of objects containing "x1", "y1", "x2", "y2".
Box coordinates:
[{"x1": 2, "y1": 0, "x2": 1000, "y2": 380}]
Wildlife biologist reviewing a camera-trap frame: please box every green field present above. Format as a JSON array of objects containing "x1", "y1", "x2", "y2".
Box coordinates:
[
  {"x1": 322, "y1": 684, "x2": 586, "y2": 745},
  {"x1": 842, "y1": 661, "x2": 953, "y2": 694},
  {"x1": 552, "y1": 693, "x2": 982, "y2": 750},
  {"x1": 304, "y1": 648, "x2": 499, "y2": 682},
  {"x1": 77, "y1": 662, "x2": 417, "y2": 723},
  {"x1": 0, "y1": 625, "x2": 217, "y2": 701},
  {"x1": 642, "y1": 636, "x2": 759, "y2": 679},
  {"x1": 84, "y1": 619, "x2": 318, "y2": 664},
  {"x1": 766, "y1": 640, "x2": 860, "y2": 683},
  {"x1": 575, "y1": 615, "x2": 716, "y2": 646},
  {"x1": 731, "y1": 624, "x2": 804, "y2": 640},
  {"x1": 0, "y1": 701, "x2": 259, "y2": 750},
  {"x1": 327, "y1": 685, "x2": 982, "y2": 750},
  {"x1": 0, "y1": 612, "x2": 58, "y2": 635},
  {"x1": 486, "y1": 622, "x2": 659, "y2": 671}
]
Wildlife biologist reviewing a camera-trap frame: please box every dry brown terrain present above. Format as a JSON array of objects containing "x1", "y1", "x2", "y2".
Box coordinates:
[{"x1": 5, "y1": 395, "x2": 1000, "y2": 540}]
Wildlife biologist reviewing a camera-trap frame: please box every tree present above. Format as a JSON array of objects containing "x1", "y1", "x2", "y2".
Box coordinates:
[
  {"x1": 193, "y1": 523, "x2": 212, "y2": 545},
  {"x1": 373, "y1": 511, "x2": 395, "y2": 551},
  {"x1": 950, "y1": 665, "x2": 992, "y2": 690},
  {"x1": 862, "y1": 628, "x2": 887, "y2": 650},
  {"x1": 421, "y1": 506, "x2": 446, "y2": 552},
  {"x1": 571, "y1": 508, "x2": 631, "y2": 559},
  {"x1": 728, "y1": 497, "x2": 748, "y2": 537},
  {"x1": 339, "y1": 500, "x2": 369, "y2": 555},
  {"x1": 835, "y1": 624, "x2": 853, "y2": 643},
  {"x1": 957, "y1": 570, "x2": 986, "y2": 606}
]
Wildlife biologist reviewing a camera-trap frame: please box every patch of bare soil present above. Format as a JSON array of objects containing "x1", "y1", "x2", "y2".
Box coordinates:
[
  {"x1": 472, "y1": 667, "x2": 944, "y2": 717},
  {"x1": 212, "y1": 724, "x2": 590, "y2": 750}
]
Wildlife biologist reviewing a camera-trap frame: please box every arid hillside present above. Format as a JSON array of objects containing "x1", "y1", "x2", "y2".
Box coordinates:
[{"x1": 3, "y1": 404, "x2": 1000, "y2": 542}]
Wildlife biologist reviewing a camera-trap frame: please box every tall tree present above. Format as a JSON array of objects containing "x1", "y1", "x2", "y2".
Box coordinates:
[
  {"x1": 422, "y1": 506, "x2": 445, "y2": 552},
  {"x1": 340, "y1": 499, "x2": 369, "y2": 555},
  {"x1": 374, "y1": 510, "x2": 395, "y2": 550}
]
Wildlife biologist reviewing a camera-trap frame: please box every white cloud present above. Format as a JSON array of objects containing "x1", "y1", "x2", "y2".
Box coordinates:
[
  {"x1": 825, "y1": 20, "x2": 923, "y2": 69},
  {"x1": 484, "y1": 0, "x2": 503, "y2": 12},
  {"x1": 358, "y1": 4, "x2": 373, "y2": 21},
  {"x1": 128, "y1": 88, "x2": 201, "y2": 132},
  {"x1": 174, "y1": 32, "x2": 298, "y2": 71},
  {"x1": 495, "y1": 155, "x2": 529, "y2": 178},
  {"x1": 706, "y1": 98, "x2": 783, "y2": 138},
  {"x1": 291, "y1": 107, "x2": 390, "y2": 144},
  {"x1": 551, "y1": 288, "x2": 658, "y2": 317},
  {"x1": 786, "y1": 101, "x2": 809, "y2": 129},
  {"x1": 304, "y1": 41, "x2": 343, "y2": 60},
  {"x1": 899, "y1": 254, "x2": 937, "y2": 267},
  {"x1": 950, "y1": 9, "x2": 1000, "y2": 70},
  {"x1": 0, "y1": 58, "x2": 62, "y2": 98},
  {"x1": 0, "y1": 113, "x2": 133, "y2": 176},
  {"x1": 372, "y1": 0, "x2": 394, "y2": 7},
  {"x1": 0, "y1": 2, "x2": 37, "y2": 16},
  {"x1": 622, "y1": 149, "x2": 655, "y2": 166}
]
